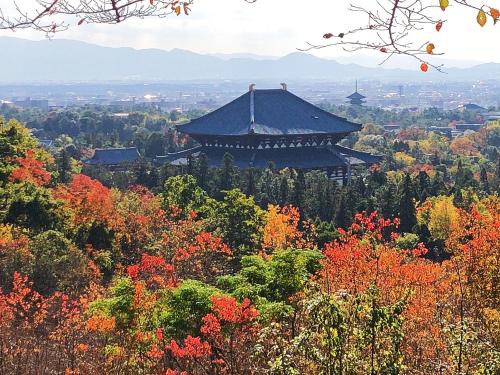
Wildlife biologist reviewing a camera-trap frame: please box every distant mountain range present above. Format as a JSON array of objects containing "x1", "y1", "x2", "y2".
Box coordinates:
[{"x1": 0, "y1": 37, "x2": 499, "y2": 83}]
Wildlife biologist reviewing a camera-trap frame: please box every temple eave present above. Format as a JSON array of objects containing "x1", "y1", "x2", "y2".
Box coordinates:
[{"x1": 156, "y1": 144, "x2": 381, "y2": 171}]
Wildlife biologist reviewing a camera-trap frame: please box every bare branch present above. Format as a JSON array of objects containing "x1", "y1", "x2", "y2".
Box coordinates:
[
  {"x1": 0, "y1": 0, "x2": 256, "y2": 34},
  {"x1": 302, "y1": 0, "x2": 499, "y2": 71}
]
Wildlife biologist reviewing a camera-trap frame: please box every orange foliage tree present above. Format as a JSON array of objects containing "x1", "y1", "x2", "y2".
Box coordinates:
[
  {"x1": 0, "y1": 272, "x2": 103, "y2": 374},
  {"x1": 438, "y1": 197, "x2": 500, "y2": 373},
  {"x1": 9, "y1": 149, "x2": 52, "y2": 186},
  {"x1": 262, "y1": 204, "x2": 315, "y2": 252},
  {"x1": 320, "y1": 211, "x2": 447, "y2": 372}
]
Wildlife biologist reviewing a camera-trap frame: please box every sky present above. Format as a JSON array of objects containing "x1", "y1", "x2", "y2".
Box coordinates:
[{"x1": 0, "y1": 0, "x2": 499, "y2": 66}]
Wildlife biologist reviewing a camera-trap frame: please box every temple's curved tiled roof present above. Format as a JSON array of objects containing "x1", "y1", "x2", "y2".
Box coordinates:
[{"x1": 177, "y1": 89, "x2": 361, "y2": 136}]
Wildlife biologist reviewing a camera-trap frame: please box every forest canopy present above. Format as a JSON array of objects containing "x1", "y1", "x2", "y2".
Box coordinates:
[{"x1": 0, "y1": 110, "x2": 499, "y2": 373}]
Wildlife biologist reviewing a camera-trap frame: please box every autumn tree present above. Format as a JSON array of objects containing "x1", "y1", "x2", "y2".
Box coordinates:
[
  {"x1": 439, "y1": 197, "x2": 500, "y2": 373},
  {"x1": 262, "y1": 205, "x2": 310, "y2": 252}
]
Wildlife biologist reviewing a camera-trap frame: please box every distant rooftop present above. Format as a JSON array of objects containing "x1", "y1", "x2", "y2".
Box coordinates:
[
  {"x1": 85, "y1": 147, "x2": 140, "y2": 165},
  {"x1": 38, "y1": 139, "x2": 54, "y2": 148},
  {"x1": 459, "y1": 103, "x2": 486, "y2": 111},
  {"x1": 455, "y1": 123, "x2": 485, "y2": 131},
  {"x1": 346, "y1": 91, "x2": 366, "y2": 100}
]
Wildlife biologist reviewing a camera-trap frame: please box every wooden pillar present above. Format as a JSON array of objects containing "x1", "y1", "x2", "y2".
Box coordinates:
[{"x1": 326, "y1": 167, "x2": 333, "y2": 178}]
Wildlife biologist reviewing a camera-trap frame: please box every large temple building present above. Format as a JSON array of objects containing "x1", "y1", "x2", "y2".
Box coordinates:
[{"x1": 158, "y1": 84, "x2": 380, "y2": 182}]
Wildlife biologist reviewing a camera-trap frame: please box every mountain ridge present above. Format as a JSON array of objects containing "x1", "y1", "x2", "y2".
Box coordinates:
[{"x1": 0, "y1": 36, "x2": 498, "y2": 83}]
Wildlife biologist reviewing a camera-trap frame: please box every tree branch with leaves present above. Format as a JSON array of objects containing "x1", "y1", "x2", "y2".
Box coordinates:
[
  {"x1": 302, "y1": 0, "x2": 499, "y2": 72},
  {"x1": 0, "y1": 0, "x2": 199, "y2": 33}
]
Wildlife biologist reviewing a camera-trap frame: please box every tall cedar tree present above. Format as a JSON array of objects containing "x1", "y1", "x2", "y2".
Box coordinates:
[
  {"x1": 245, "y1": 168, "x2": 257, "y2": 197},
  {"x1": 398, "y1": 173, "x2": 417, "y2": 233},
  {"x1": 56, "y1": 148, "x2": 72, "y2": 184},
  {"x1": 479, "y1": 166, "x2": 490, "y2": 194},
  {"x1": 292, "y1": 170, "x2": 306, "y2": 211},
  {"x1": 279, "y1": 175, "x2": 289, "y2": 206},
  {"x1": 218, "y1": 153, "x2": 235, "y2": 193},
  {"x1": 196, "y1": 153, "x2": 209, "y2": 191},
  {"x1": 416, "y1": 170, "x2": 431, "y2": 202}
]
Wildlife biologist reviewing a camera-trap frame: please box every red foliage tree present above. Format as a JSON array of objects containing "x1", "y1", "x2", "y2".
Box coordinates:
[{"x1": 9, "y1": 149, "x2": 51, "y2": 186}]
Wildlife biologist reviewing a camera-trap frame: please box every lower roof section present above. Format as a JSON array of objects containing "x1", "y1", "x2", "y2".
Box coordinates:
[
  {"x1": 157, "y1": 145, "x2": 382, "y2": 170},
  {"x1": 334, "y1": 145, "x2": 383, "y2": 165}
]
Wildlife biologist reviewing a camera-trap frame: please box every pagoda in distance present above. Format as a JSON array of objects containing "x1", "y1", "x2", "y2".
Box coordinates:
[
  {"x1": 158, "y1": 83, "x2": 380, "y2": 182},
  {"x1": 346, "y1": 80, "x2": 366, "y2": 106}
]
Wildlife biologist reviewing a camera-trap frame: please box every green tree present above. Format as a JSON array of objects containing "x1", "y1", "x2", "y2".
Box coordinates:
[
  {"x1": 163, "y1": 175, "x2": 213, "y2": 218},
  {"x1": 211, "y1": 189, "x2": 265, "y2": 258},
  {"x1": 416, "y1": 170, "x2": 430, "y2": 202},
  {"x1": 335, "y1": 190, "x2": 352, "y2": 229},
  {"x1": 272, "y1": 286, "x2": 408, "y2": 375},
  {"x1": 291, "y1": 170, "x2": 306, "y2": 211},
  {"x1": 218, "y1": 248, "x2": 322, "y2": 309},
  {"x1": 56, "y1": 148, "x2": 72, "y2": 184},
  {"x1": 2, "y1": 183, "x2": 64, "y2": 232},
  {"x1": 278, "y1": 175, "x2": 289, "y2": 206},
  {"x1": 479, "y1": 166, "x2": 490, "y2": 195},
  {"x1": 159, "y1": 280, "x2": 222, "y2": 339},
  {"x1": 216, "y1": 152, "x2": 236, "y2": 194},
  {"x1": 195, "y1": 153, "x2": 209, "y2": 191},
  {"x1": 376, "y1": 181, "x2": 397, "y2": 220},
  {"x1": 30, "y1": 230, "x2": 93, "y2": 295},
  {"x1": 398, "y1": 174, "x2": 416, "y2": 233},
  {"x1": 245, "y1": 167, "x2": 258, "y2": 197}
]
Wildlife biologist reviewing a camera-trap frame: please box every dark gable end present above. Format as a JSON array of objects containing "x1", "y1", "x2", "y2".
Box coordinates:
[{"x1": 177, "y1": 89, "x2": 361, "y2": 136}]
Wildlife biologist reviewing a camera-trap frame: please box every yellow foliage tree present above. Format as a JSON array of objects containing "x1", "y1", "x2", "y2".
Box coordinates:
[
  {"x1": 394, "y1": 152, "x2": 416, "y2": 167},
  {"x1": 262, "y1": 205, "x2": 306, "y2": 251},
  {"x1": 428, "y1": 196, "x2": 460, "y2": 242}
]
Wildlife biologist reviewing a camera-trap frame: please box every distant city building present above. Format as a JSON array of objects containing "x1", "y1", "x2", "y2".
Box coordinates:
[
  {"x1": 159, "y1": 84, "x2": 381, "y2": 182},
  {"x1": 458, "y1": 103, "x2": 487, "y2": 112},
  {"x1": 484, "y1": 112, "x2": 500, "y2": 122},
  {"x1": 429, "y1": 126, "x2": 452, "y2": 138},
  {"x1": 0, "y1": 100, "x2": 13, "y2": 107},
  {"x1": 12, "y1": 97, "x2": 49, "y2": 110},
  {"x1": 346, "y1": 81, "x2": 366, "y2": 106},
  {"x1": 109, "y1": 100, "x2": 135, "y2": 110},
  {"x1": 112, "y1": 113, "x2": 131, "y2": 118},
  {"x1": 85, "y1": 147, "x2": 141, "y2": 166},
  {"x1": 384, "y1": 124, "x2": 401, "y2": 133},
  {"x1": 38, "y1": 139, "x2": 54, "y2": 148},
  {"x1": 455, "y1": 123, "x2": 485, "y2": 132}
]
